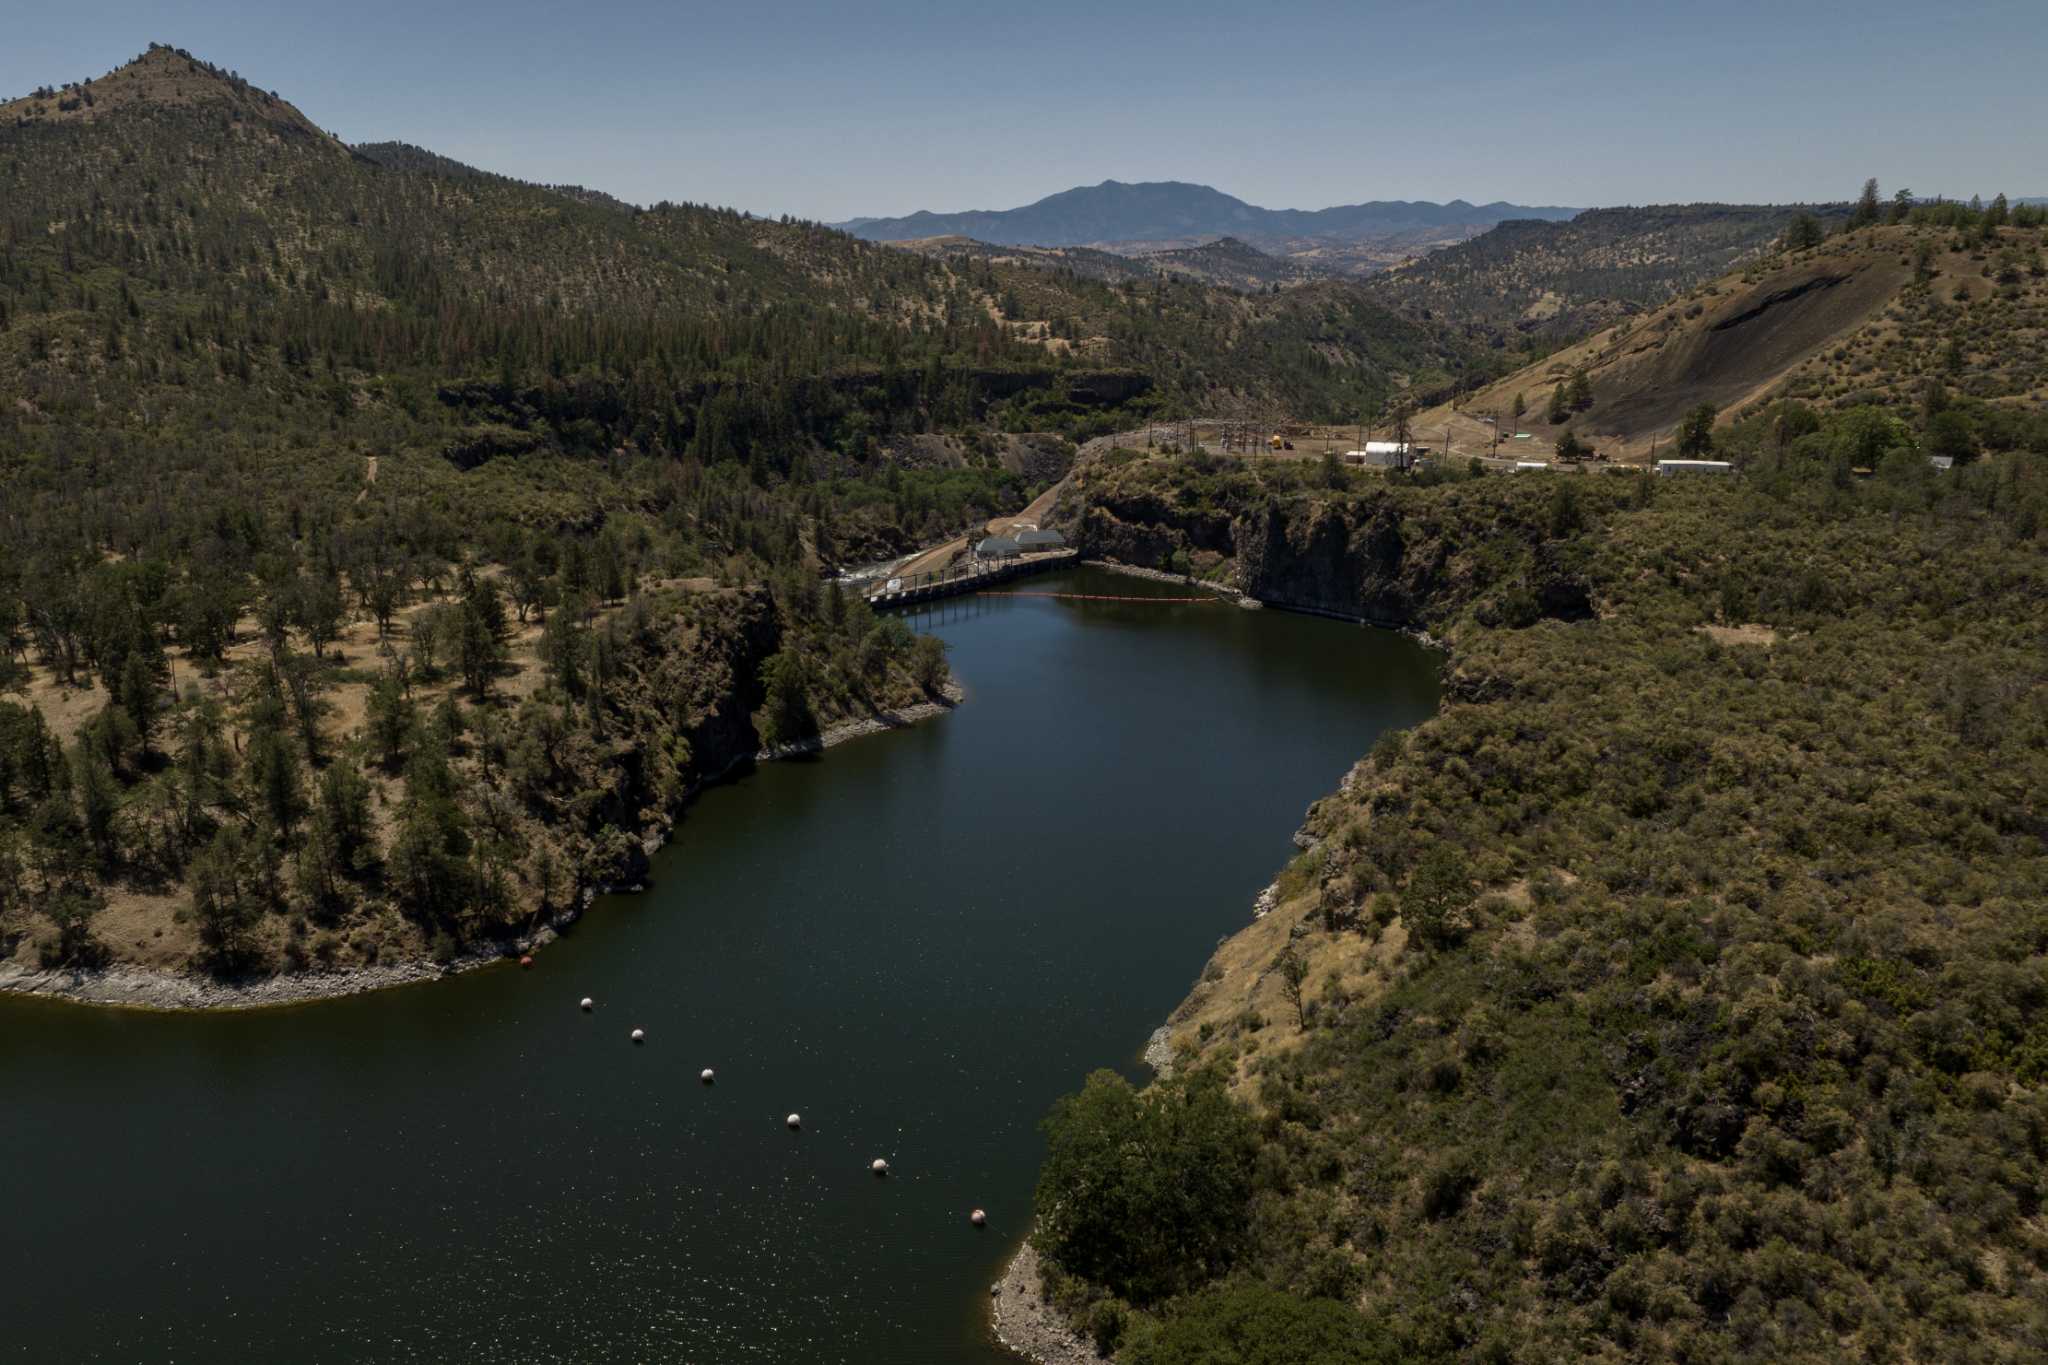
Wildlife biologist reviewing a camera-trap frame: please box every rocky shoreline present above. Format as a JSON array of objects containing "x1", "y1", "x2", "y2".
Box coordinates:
[
  {"x1": 1081, "y1": 557, "x2": 1448, "y2": 652},
  {"x1": 990, "y1": 1241, "x2": 1100, "y2": 1365},
  {"x1": 752, "y1": 687, "x2": 961, "y2": 760},
  {"x1": 990, "y1": 827, "x2": 1306, "y2": 1363},
  {"x1": 0, "y1": 686, "x2": 962, "y2": 1014},
  {"x1": 1081, "y1": 557, "x2": 1250, "y2": 603}
]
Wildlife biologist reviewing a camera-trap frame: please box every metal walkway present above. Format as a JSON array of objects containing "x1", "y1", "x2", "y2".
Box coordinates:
[{"x1": 863, "y1": 550, "x2": 1077, "y2": 607}]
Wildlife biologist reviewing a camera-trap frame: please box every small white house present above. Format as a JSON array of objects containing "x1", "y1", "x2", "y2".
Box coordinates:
[
  {"x1": 1928, "y1": 455, "x2": 1954, "y2": 472},
  {"x1": 1655, "y1": 459, "x2": 1733, "y2": 477}
]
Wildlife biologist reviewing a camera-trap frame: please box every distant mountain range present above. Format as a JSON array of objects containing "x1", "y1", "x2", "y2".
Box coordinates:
[
  {"x1": 834, "y1": 180, "x2": 1578, "y2": 275},
  {"x1": 835, "y1": 180, "x2": 1576, "y2": 245}
]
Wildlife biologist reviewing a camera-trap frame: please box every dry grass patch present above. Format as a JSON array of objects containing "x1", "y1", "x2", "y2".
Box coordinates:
[
  {"x1": 1163, "y1": 891, "x2": 1404, "y2": 1097},
  {"x1": 1696, "y1": 622, "x2": 1779, "y2": 647}
]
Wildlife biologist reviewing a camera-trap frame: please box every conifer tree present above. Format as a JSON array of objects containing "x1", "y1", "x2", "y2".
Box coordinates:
[
  {"x1": 1676, "y1": 403, "x2": 1719, "y2": 457},
  {"x1": 1567, "y1": 368, "x2": 1593, "y2": 412}
]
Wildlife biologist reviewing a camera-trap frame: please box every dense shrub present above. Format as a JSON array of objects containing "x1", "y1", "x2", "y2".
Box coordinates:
[
  {"x1": 1122, "y1": 1284, "x2": 1400, "y2": 1365},
  {"x1": 1032, "y1": 1067, "x2": 1259, "y2": 1306},
  {"x1": 1051, "y1": 431, "x2": 2048, "y2": 1360}
]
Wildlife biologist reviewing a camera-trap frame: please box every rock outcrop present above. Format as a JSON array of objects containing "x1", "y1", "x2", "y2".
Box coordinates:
[{"x1": 1067, "y1": 463, "x2": 1591, "y2": 630}]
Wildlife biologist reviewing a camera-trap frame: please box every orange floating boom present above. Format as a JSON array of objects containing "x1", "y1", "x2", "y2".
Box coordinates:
[{"x1": 974, "y1": 591, "x2": 1216, "y2": 603}]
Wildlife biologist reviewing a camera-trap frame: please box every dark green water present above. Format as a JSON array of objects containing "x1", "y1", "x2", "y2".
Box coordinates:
[{"x1": 0, "y1": 569, "x2": 1438, "y2": 1363}]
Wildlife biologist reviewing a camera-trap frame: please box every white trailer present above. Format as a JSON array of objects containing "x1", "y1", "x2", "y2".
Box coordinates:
[{"x1": 1345, "y1": 441, "x2": 1416, "y2": 469}]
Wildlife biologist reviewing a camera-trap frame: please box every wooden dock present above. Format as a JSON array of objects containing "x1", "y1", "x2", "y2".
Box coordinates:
[{"x1": 863, "y1": 549, "x2": 1077, "y2": 607}]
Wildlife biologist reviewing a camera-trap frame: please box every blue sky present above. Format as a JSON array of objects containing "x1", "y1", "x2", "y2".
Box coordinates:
[{"x1": 6, "y1": 0, "x2": 2043, "y2": 220}]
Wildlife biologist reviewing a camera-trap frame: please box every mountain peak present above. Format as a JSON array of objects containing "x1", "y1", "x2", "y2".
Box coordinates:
[
  {"x1": 833, "y1": 181, "x2": 1579, "y2": 260},
  {"x1": 1, "y1": 44, "x2": 334, "y2": 144}
]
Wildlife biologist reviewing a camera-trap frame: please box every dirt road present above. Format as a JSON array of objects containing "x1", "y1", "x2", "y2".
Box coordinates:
[{"x1": 888, "y1": 476, "x2": 1072, "y2": 582}]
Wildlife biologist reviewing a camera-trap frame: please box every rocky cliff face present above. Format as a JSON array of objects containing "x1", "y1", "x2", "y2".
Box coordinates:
[
  {"x1": 1233, "y1": 495, "x2": 1444, "y2": 625},
  {"x1": 588, "y1": 589, "x2": 780, "y2": 880},
  {"x1": 1075, "y1": 493, "x2": 1233, "y2": 571},
  {"x1": 668, "y1": 592, "x2": 779, "y2": 777},
  {"x1": 1067, "y1": 465, "x2": 1591, "y2": 630}
]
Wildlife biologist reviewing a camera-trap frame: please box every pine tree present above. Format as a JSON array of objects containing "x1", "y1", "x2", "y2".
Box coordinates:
[
  {"x1": 757, "y1": 650, "x2": 815, "y2": 748},
  {"x1": 1983, "y1": 193, "x2": 2009, "y2": 235},
  {"x1": 295, "y1": 571, "x2": 346, "y2": 658},
  {"x1": 1784, "y1": 213, "x2": 1824, "y2": 252},
  {"x1": 244, "y1": 678, "x2": 306, "y2": 838},
  {"x1": 191, "y1": 825, "x2": 264, "y2": 970},
  {"x1": 174, "y1": 700, "x2": 227, "y2": 849},
  {"x1": 316, "y1": 760, "x2": 375, "y2": 871},
  {"x1": 71, "y1": 741, "x2": 120, "y2": 861},
  {"x1": 365, "y1": 667, "x2": 415, "y2": 769},
  {"x1": 456, "y1": 576, "x2": 509, "y2": 697},
  {"x1": 539, "y1": 603, "x2": 586, "y2": 698},
  {"x1": 117, "y1": 651, "x2": 159, "y2": 753},
  {"x1": 1676, "y1": 403, "x2": 1719, "y2": 457}
]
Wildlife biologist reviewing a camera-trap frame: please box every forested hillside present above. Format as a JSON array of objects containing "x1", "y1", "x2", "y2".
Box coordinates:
[
  {"x1": 1027, "y1": 417, "x2": 2048, "y2": 1362},
  {"x1": 894, "y1": 235, "x2": 1317, "y2": 293},
  {"x1": 0, "y1": 45, "x2": 1486, "y2": 987}
]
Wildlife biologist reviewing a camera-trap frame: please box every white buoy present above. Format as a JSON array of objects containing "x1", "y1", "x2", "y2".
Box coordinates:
[
  {"x1": 580, "y1": 997, "x2": 594, "y2": 1012},
  {"x1": 786, "y1": 1113, "x2": 802, "y2": 1130},
  {"x1": 630, "y1": 1028, "x2": 646, "y2": 1043},
  {"x1": 971, "y1": 1208, "x2": 987, "y2": 1227},
  {"x1": 700, "y1": 1068, "x2": 715, "y2": 1084},
  {"x1": 871, "y1": 1158, "x2": 890, "y2": 1176}
]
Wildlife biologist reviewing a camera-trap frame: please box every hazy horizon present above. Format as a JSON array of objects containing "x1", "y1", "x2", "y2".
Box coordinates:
[{"x1": 7, "y1": 0, "x2": 2045, "y2": 221}]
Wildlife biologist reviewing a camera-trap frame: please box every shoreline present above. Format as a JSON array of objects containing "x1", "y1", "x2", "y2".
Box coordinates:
[
  {"x1": 989, "y1": 861, "x2": 1264, "y2": 1364},
  {"x1": 0, "y1": 685, "x2": 963, "y2": 1014},
  {"x1": 1080, "y1": 557, "x2": 1246, "y2": 602},
  {"x1": 991, "y1": 793, "x2": 1315, "y2": 1362},
  {"x1": 991, "y1": 553, "x2": 1444, "y2": 1364},
  {"x1": 990, "y1": 1240, "x2": 1099, "y2": 1365},
  {"x1": 1082, "y1": 557, "x2": 1449, "y2": 651}
]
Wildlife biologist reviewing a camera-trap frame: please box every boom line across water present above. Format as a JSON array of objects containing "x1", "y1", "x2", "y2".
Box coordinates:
[{"x1": 973, "y1": 591, "x2": 1218, "y2": 603}]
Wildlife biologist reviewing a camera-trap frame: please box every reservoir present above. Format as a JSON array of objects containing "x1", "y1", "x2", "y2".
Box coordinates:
[{"x1": 0, "y1": 568, "x2": 1439, "y2": 1363}]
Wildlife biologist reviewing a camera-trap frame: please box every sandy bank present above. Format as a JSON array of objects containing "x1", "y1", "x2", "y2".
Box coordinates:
[{"x1": 1, "y1": 687, "x2": 962, "y2": 1014}]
